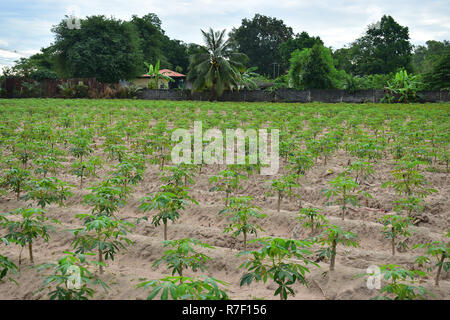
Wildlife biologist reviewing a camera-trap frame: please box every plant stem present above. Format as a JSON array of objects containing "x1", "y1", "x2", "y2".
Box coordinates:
[
  {"x1": 164, "y1": 222, "x2": 167, "y2": 241},
  {"x1": 277, "y1": 192, "x2": 281, "y2": 212},
  {"x1": 28, "y1": 241, "x2": 33, "y2": 264},
  {"x1": 98, "y1": 247, "x2": 104, "y2": 274},
  {"x1": 435, "y1": 253, "x2": 445, "y2": 286},
  {"x1": 330, "y1": 239, "x2": 337, "y2": 271}
]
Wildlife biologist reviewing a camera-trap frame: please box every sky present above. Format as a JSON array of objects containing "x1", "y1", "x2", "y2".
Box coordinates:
[{"x1": 1, "y1": 0, "x2": 449, "y2": 69}]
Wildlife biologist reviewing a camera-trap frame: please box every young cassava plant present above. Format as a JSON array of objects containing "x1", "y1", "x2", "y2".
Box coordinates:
[
  {"x1": 239, "y1": 237, "x2": 318, "y2": 300},
  {"x1": 219, "y1": 196, "x2": 266, "y2": 251}
]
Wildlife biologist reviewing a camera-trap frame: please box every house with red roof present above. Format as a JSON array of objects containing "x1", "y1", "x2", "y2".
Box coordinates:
[{"x1": 132, "y1": 69, "x2": 186, "y2": 89}]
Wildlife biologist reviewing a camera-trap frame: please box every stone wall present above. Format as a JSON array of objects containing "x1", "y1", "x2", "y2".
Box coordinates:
[{"x1": 137, "y1": 89, "x2": 450, "y2": 103}]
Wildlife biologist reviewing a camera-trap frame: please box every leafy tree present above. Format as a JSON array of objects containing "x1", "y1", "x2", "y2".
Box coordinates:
[
  {"x1": 37, "y1": 252, "x2": 109, "y2": 300},
  {"x1": 279, "y1": 31, "x2": 323, "y2": 69},
  {"x1": 130, "y1": 13, "x2": 165, "y2": 69},
  {"x1": 412, "y1": 40, "x2": 450, "y2": 74},
  {"x1": 138, "y1": 276, "x2": 229, "y2": 300},
  {"x1": 423, "y1": 51, "x2": 450, "y2": 90},
  {"x1": 350, "y1": 15, "x2": 413, "y2": 75},
  {"x1": 6, "y1": 46, "x2": 60, "y2": 80},
  {"x1": 318, "y1": 225, "x2": 358, "y2": 271},
  {"x1": 187, "y1": 28, "x2": 247, "y2": 100},
  {"x1": 333, "y1": 46, "x2": 357, "y2": 75},
  {"x1": 52, "y1": 15, "x2": 143, "y2": 82},
  {"x1": 239, "y1": 237, "x2": 318, "y2": 300},
  {"x1": 219, "y1": 196, "x2": 266, "y2": 250},
  {"x1": 288, "y1": 44, "x2": 342, "y2": 89},
  {"x1": 161, "y1": 38, "x2": 190, "y2": 73},
  {"x1": 153, "y1": 238, "x2": 213, "y2": 277},
  {"x1": 301, "y1": 43, "x2": 334, "y2": 89},
  {"x1": 229, "y1": 14, "x2": 294, "y2": 77}
]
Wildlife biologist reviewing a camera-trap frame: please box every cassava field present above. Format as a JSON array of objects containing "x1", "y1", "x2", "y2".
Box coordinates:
[{"x1": 0, "y1": 99, "x2": 449, "y2": 300}]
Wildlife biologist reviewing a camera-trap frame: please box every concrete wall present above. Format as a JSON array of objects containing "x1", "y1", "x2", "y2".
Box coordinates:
[{"x1": 137, "y1": 89, "x2": 450, "y2": 103}]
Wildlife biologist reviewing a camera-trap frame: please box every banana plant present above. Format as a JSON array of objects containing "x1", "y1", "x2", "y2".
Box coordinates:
[{"x1": 144, "y1": 60, "x2": 174, "y2": 89}]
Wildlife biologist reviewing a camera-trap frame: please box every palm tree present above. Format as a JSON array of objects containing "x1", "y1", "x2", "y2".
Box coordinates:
[{"x1": 187, "y1": 28, "x2": 247, "y2": 100}]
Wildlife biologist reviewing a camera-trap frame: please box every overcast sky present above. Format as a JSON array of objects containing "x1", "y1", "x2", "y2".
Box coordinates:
[{"x1": 1, "y1": 0, "x2": 449, "y2": 69}]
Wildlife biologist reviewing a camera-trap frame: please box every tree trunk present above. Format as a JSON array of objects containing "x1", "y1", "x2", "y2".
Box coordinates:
[
  {"x1": 330, "y1": 239, "x2": 337, "y2": 271},
  {"x1": 28, "y1": 241, "x2": 33, "y2": 264},
  {"x1": 435, "y1": 253, "x2": 445, "y2": 286}
]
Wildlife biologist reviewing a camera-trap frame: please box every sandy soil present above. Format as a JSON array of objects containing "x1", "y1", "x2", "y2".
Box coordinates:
[{"x1": 0, "y1": 145, "x2": 449, "y2": 300}]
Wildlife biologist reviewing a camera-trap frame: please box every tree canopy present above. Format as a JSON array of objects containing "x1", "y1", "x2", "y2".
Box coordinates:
[
  {"x1": 349, "y1": 15, "x2": 413, "y2": 75},
  {"x1": 187, "y1": 28, "x2": 247, "y2": 100},
  {"x1": 229, "y1": 14, "x2": 293, "y2": 77},
  {"x1": 51, "y1": 15, "x2": 144, "y2": 83}
]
